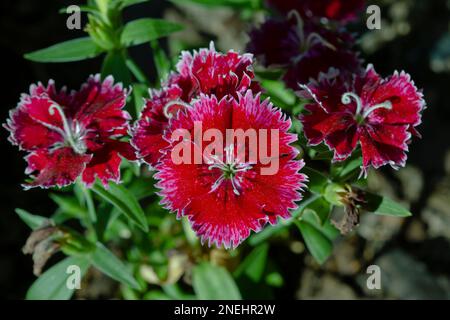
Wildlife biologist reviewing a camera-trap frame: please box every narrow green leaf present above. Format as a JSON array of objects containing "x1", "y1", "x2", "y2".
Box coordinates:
[
  {"x1": 303, "y1": 196, "x2": 332, "y2": 225},
  {"x1": 24, "y1": 38, "x2": 103, "y2": 63},
  {"x1": 15, "y1": 209, "x2": 48, "y2": 230},
  {"x1": 151, "y1": 40, "x2": 171, "y2": 80},
  {"x1": 261, "y1": 79, "x2": 296, "y2": 107},
  {"x1": 296, "y1": 220, "x2": 332, "y2": 265},
  {"x1": 125, "y1": 58, "x2": 149, "y2": 84},
  {"x1": 101, "y1": 51, "x2": 132, "y2": 86},
  {"x1": 192, "y1": 263, "x2": 241, "y2": 300},
  {"x1": 119, "y1": 0, "x2": 150, "y2": 9},
  {"x1": 301, "y1": 210, "x2": 340, "y2": 241},
  {"x1": 234, "y1": 244, "x2": 268, "y2": 282},
  {"x1": 248, "y1": 194, "x2": 321, "y2": 246},
  {"x1": 121, "y1": 18, "x2": 183, "y2": 47},
  {"x1": 365, "y1": 193, "x2": 412, "y2": 217},
  {"x1": 50, "y1": 193, "x2": 86, "y2": 218},
  {"x1": 132, "y1": 83, "x2": 148, "y2": 118},
  {"x1": 26, "y1": 256, "x2": 90, "y2": 300},
  {"x1": 91, "y1": 182, "x2": 148, "y2": 231},
  {"x1": 303, "y1": 167, "x2": 328, "y2": 194},
  {"x1": 90, "y1": 242, "x2": 140, "y2": 289}
]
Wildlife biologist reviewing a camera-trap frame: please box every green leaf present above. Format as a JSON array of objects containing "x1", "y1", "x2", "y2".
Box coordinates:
[
  {"x1": 303, "y1": 167, "x2": 328, "y2": 194},
  {"x1": 304, "y1": 196, "x2": 332, "y2": 225},
  {"x1": 261, "y1": 79, "x2": 296, "y2": 107},
  {"x1": 92, "y1": 182, "x2": 148, "y2": 231},
  {"x1": 26, "y1": 256, "x2": 90, "y2": 300},
  {"x1": 234, "y1": 244, "x2": 268, "y2": 282},
  {"x1": 151, "y1": 40, "x2": 171, "y2": 80},
  {"x1": 24, "y1": 38, "x2": 103, "y2": 63},
  {"x1": 296, "y1": 220, "x2": 332, "y2": 265},
  {"x1": 192, "y1": 263, "x2": 241, "y2": 300},
  {"x1": 365, "y1": 193, "x2": 412, "y2": 217},
  {"x1": 301, "y1": 210, "x2": 340, "y2": 241},
  {"x1": 15, "y1": 209, "x2": 48, "y2": 230},
  {"x1": 50, "y1": 194, "x2": 86, "y2": 219},
  {"x1": 90, "y1": 242, "x2": 140, "y2": 289},
  {"x1": 101, "y1": 50, "x2": 132, "y2": 86},
  {"x1": 119, "y1": 0, "x2": 150, "y2": 9},
  {"x1": 248, "y1": 194, "x2": 321, "y2": 246},
  {"x1": 132, "y1": 83, "x2": 148, "y2": 118},
  {"x1": 121, "y1": 18, "x2": 183, "y2": 47}
]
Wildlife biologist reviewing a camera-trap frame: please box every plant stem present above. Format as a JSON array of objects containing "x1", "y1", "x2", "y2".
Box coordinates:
[{"x1": 126, "y1": 57, "x2": 149, "y2": 84}]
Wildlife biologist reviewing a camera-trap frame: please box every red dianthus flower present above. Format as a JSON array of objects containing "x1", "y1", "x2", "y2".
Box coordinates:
[
  {"x1": 299, "y1": 66, "x2": 425, "y2": 175},
  {"x1": 132, "y1": 42, "x2": 260, "y2": 167},
  {"x1": 4, "y1": 75, "x2": 134, "y2": 189},
  {"x1": 155, "y1": 91, "x2": 307, "y2": 248}
]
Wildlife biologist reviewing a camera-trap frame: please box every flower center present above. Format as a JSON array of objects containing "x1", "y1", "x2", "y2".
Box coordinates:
[
  {"x1": 38, "y1": 104, "x2": 87, "y2": 154},
  {"x1": 207, "y1": 144, "x2": 253, "y2": 196},
  {"x1": 341, "y1": 92, "x2": 393, "y2": 124},
  {"x1": 289, "y1": 10, "x2": 336, "y2": 56},
  {"x1": 163, "y1": 100, "x2": 192, "y2": 119}
]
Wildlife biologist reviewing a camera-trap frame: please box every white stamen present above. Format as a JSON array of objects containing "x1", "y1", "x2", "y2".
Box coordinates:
[
  {"x1": 362, "y1": 101, "x2": 393, "y2": 118},
  {"x1": 306, "y1": 33, "x2": 336, "y2": 51},
  {"x1": 342, "y1": 92, "x2": 363, "y2": 115},
  {"x1": 207, "y1": 144, "x2": 253, "y2": 196},
  {"x1": 40, "y1": 104, "x2": 86, "y2": 154},
  {"x1": 163, "y1": 100, "x2": 192, "y2": 119}
]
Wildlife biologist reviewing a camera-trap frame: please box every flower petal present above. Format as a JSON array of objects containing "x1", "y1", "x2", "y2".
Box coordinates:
[{"x1": 23, "y1": 148, "x2": 91, "y2": 189}]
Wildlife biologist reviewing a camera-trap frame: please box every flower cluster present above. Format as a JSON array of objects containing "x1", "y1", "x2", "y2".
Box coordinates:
[
  {"x1": 5, "y1": 75, "x2": 134, "y2": 189},
  {"x1": 5, "y1": 43, "x2": 307, "y2": 249},
  {"x1": 5, "y1": 1, "x2": 426, "y2": 249},
  {"x1": 133, "y1": 43, "x2": 306, "y2": 248},
  {"x1": 247, "y1": 1, "x2": 363, "y2": 90}
]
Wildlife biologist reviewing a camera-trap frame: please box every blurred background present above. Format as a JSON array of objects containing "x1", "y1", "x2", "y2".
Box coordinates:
[{"x1": 1, "y1": 0, "x2": 450, "y2": 299}]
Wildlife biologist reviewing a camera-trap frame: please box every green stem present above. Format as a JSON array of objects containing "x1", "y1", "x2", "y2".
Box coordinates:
[
  {"x1": 77, "y1": 181, "x2": 98, "y2": 241},
  {"x1": 126, "y1": 57, "x2": 149, "y2": 84}
]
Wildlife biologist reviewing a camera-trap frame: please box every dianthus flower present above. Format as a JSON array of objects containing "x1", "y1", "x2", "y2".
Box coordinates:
[
  {"x1": 132, "y1": 42, "x2": 260, "y2": 167},
  {"x1": 247, "y1": 15, "x2": 362, "y2": 90},
  {"x1": 5, "y1": 75, "x2": 134, "y2": 189},
  {"x1": 299, "y1": 66, "x2": 425, "y2": 175},
  {"x1": 155, "y1": 91, "x2": 307, "y2": 248},
  {"x1": 265, "y1": 0, "x2": 365, "y2": 25}
]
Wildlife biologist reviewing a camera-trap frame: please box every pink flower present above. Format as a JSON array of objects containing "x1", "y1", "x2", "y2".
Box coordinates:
[
  {"x1": 155, "y1": 91, "x2": 307, "y2": 248},
  {"x1": 132, "y1": 42, "x2": 260, "y2": 167},
  {"x1": 266, "y1": 0, "x2": 365, "y2": 24},
  {"x1": 4, "y1": 75, "x2": 134, "y2": 189},
  {"x1": 299, "y1": 66, "x2": 425, "y2": 175}
]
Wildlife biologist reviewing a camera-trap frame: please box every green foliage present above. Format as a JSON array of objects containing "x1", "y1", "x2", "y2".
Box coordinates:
[
  {"x1": 90, "y1": 243, "x2": 140, "y2": 289},
  {"x1": 91, "y1": 182, "x2": 148, "y2": 232},
  {"x1": 26, "y1": 256, "x2": 90, "y2": 300},
  {"x1": 121, "y1": 19, "x2": 183, "y2": 47},
  {"x1": 15, "y1": 209, "x2": 48, "y2": 230},
  {"x1": 365, "y1": 193, "x2": 412, "y2": 217},
  {"x1": 17, "y1": 0, "x2": 417, "y2": 300},
  {"x1": 24, "y1": 38, "x2": 103, "y2": 63},
  {"x1": 192, "y1": 263, "x2": 242, "y2": 300}
]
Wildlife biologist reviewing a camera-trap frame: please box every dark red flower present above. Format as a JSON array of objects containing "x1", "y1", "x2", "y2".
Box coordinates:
[
  {"x1": 4, "y1": 75, "x2": 134, "y2": 189},
  {"x1": 155, "y1": 91, "x2": 307, "y2": 248},
  {"x1": 132, "y1": 42, "x2": 261, "y2": 167},
  {"x1": 247, "y1": 16, "x2": 362, "y2": 90},
  {"x1": 299, "y1": 66, "x2": 425, "y2": 175},
  {"x1": 266, "y1": 0, "x2": 365, "y2": 24}
]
